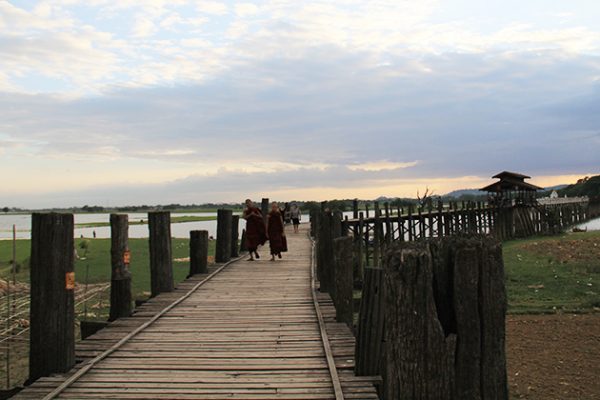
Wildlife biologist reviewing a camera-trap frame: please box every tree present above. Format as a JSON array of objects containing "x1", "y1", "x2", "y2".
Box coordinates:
[{"x1": 2, "y1": 207, "x2": 9, "y2": 213}]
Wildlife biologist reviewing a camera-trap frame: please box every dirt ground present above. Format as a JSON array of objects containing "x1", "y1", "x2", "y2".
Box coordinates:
[{"x1": 507, "y1": 313, "x2": 600, "y2": 399}]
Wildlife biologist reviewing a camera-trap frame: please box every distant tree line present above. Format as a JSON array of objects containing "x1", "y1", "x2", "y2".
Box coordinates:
[{"x1": 559, "y1": 175, "x2": 600, "y2": 198}]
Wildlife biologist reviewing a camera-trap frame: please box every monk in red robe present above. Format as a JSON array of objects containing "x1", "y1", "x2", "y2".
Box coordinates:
[
  {"x1": 243, "y1": 199, "x2": 267, "y2": 261},
  {"x1": 267, "y1": 202, "x2": 287, "y2": 261}
]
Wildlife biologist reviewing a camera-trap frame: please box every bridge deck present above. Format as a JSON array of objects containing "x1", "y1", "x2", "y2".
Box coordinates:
[{"x1": 14, "y1": 225, "x2": 379, "y2": 399}]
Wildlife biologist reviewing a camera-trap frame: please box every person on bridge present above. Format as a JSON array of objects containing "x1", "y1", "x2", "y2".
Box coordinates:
[
  {"x1": 290, "y1": 203, "x2": 301, "y2": 233},
  {"x1": 267, "y1": 202, "x2": 287, "y2": 261},
  {"x1": 243, "y1": 199, "x2": 267, "y2": 261}
]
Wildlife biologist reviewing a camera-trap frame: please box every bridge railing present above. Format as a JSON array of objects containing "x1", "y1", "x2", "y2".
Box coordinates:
[{"x1": 314, "y1": 212, "x2": 509, "y2": 399}]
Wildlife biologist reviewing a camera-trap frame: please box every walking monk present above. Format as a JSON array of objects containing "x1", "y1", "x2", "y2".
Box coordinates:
[
  {"x1": 267, "y1": 202, "x2": 287, "y2": 261},
  {"x1": 243, "y1": 199, "x2": 267, "y2": 261}
]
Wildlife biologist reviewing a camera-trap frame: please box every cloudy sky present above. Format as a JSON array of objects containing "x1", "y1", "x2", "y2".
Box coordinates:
[{"x1": 1, "y1": 0, "x2": 599, "y2": 207}]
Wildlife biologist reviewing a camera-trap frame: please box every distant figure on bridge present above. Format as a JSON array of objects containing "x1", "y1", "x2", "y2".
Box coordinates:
[
  {"x1": 290, "y1": 203, "x2": 301, "y2": 233},
  {"x1": 243, "y1": 199, "x2": 267, "y2": 261},
  {"x1": 282, "y1": 202, "x2": 291, "y2": 224},
  {"x1": 267, "y1": 202, "x2": 287, "y2": 261}
]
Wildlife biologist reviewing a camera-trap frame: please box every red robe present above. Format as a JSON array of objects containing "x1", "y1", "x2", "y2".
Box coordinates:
[
  {"x1": 267, "y1": 210, "x2": 287, "y2": 255},
  {"x1": 244, "y1": 206, "x2": 267, "y2": 251}
]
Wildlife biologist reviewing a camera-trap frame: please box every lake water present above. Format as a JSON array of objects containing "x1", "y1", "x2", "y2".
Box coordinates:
[
  {"x1": 0, "y1": 211, "x2": 314, "y2": 240},
  {"x1": 574, "y1": 216, "x2": 600, "y2": 231}
]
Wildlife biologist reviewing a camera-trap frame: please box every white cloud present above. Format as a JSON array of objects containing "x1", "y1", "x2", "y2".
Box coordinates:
[
  {"x1": 234, "y1": 3, "x2": 259, "y2": 17},
  {"x1": 349, "y1": 161, "x2": 419, "y2": 172}
]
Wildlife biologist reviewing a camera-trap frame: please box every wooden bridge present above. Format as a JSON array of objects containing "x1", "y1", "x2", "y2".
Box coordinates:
[{"x1": 13, "y1": 225, "x2": 379, "y2": 399}]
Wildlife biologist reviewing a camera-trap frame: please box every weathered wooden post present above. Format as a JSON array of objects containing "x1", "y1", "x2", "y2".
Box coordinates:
[
  {"x1": 109, "y1": 214, "x2": 132, "y2": 321},
  {"x1": 353, "y1": 198, "x2": 359, "y2": 219},
  {"x1": 261, "y1": 198, "x2": 269, "y2": 224},
  {"x1": 216, "y1": 209, "x2": 233, "y2": 263},
  {"x1": 189, "y1": 230, "x2": 208, "y2": 275},
  {"x1": 29, "y1": 213, "x2": 75, "y2": 382},
  {"x1": 333, "y1": 236, "x2": 353, "y2": 328},
  {"x1": 383, "y1": 237, "x2": 507, "y2": 399},
  {"x1": 354, "y1": 212, "x2": 365, "y2": 288},
  {"x1": 332, "y1": 210, "x2": 343, "y2": 238},
  {"x1": 231, "y1": 215, "x2": 240, "y2": 257},
  {"x1": 355, "y1": 267, "x2": 385, "y2": 377},
  {"x1": 148, "y1": 211, "x2": 174, "y2": 297},
  {"x1": 318, "y1": 211, "x2": 335, "y2": 292}
]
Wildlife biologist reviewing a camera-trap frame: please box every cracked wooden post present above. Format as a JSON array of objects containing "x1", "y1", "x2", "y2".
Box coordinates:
[
  {"x1": 148, "y1": 211, "x2": 174, "y2": 297},
  {"x1": 383, "y1": 237, "x2": 507, "y2": 400},
  {"x1": 355, "y1": 267, "x2": 385, "y2": 379},
  {"x1": 109, "y1": 214, "x2": 132, "y2": 321},
  {"x1": 216, "y1": 209, "x2": 232, "y2": 263},
  {"x1": 189, "y1": 230, "x2": 208, "y2": 275},
  {"x1": 29, "y1": 213, "x2": 75, "y2": 382}
]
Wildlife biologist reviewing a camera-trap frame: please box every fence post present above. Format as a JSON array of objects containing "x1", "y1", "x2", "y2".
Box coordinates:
[
  {"x1": 29, "y1": 213, "x2": 75, "y2": 382},
  {"x1": 318, "y1": 211, "x2": 334, "y2": 292},
  {"x1": 148, "y1": 211, "x2": 174, "y2": 297},
  {"x1": 189, "y1": 230, "x2": 208, "y2": 275},
  {"x1": 231, "y1": 215, "x2": 240, "y2": 257},
  {"x1": 383, "y1": 237, "x2": 507, "y2": 399},
  {"x1": 333, "y1": 236, "x2": 353, "y2": 328},
  {"x1": 216, "y1": 209, "x2": 232, "y2": 263},
  {"x1": 109, "y1": 214, "x2": 132, "y2": 321},
  {"x1": 355, "y1": 267, "x2": 385, "y2": 378}
]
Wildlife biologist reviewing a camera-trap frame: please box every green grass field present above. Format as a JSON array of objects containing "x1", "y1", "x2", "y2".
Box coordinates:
[
  {"x1": 503, "y1": 231, "x2": 600, "y2": 313},
  {"x1": 0, "y1": 237, "x2": 216, "y2": 300}
]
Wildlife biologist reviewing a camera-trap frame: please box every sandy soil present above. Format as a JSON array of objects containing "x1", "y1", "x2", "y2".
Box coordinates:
[{"x1": 507, "y1": 313, "x2": 600, "y2": 399}]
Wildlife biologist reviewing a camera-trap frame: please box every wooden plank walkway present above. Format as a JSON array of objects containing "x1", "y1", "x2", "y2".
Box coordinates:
[{"x1": 13, "y1": 225, "x2": 379, "y2": 399}]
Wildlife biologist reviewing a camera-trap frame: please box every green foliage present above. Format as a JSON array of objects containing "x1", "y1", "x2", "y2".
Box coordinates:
[{"x1": 559, "y1": 174, "x2": 600, "y2": 198}]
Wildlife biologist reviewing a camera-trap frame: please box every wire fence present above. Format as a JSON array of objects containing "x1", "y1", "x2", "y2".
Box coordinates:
[{"x1": 0, "y1": 279, "x2": 111, "y2": 390}]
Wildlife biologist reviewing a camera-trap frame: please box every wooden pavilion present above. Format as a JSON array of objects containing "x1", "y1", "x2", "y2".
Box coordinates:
[{"x1": 480, "y1": 171, "x2": 543, "y2": 206}]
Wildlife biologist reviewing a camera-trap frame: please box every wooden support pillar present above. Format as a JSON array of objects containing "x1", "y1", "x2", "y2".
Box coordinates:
[
  {"x1": 148, "y1": 211, "x2": 174, "y2": 297},
  {"x1": 333, "y1": 237, "x2": 353, "y2": 329},
  {"x1": 373, "y1": 204, "x2": 382, "y2": 267},
  {"x1": 231, "y1": 215, "x2": 240, "y2": 257},
  {"x1": 216, "y1": 209, "x2": 233, "y2": 263},
  {"x1": 382, "y1": 237, "x2": 508, "y2": 399},
  {"x1": 29, "y1": 213, "x2": 75, "y2": 382},
  {"x1": 109, "y1": 214, "x2": 132, "y2": 322},
  {"x1": 428, "y1": 202, "x2": 434, "y2": 238},
  {"x1": 355, "y1": 267, "x2": 385, "y2": 377},
  {"x1": 318, "y1": 211, "x2": 335, "y2": 292},
  {"x1": 354, "y1": 212, "x2": 365, "y2": 288},
  {"x1": 332, "y1": 210, "x2": 343, "y2": 238},
  {"x1": 189, "y1": 230, "x2": 208, "y2": 275},
  {"x1": 407, "y1": 204, "x2": 414, "y2": 241},
  {"x1": 353, "y1": 198, "x2": 359, "y2": 219}
]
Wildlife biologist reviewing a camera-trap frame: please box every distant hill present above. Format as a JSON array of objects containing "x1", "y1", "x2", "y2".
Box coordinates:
[
  {"x1": 558, "y1": 175, "x2": 600, "y2": 198},
  {"x1": 444, "y1": 189, "x2": 483, "y2": 198}
]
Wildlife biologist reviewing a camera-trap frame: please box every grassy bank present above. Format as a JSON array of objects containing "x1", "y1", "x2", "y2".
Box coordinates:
[
  {"x1": 0, "y1": 237, "x2": 216, "y2": 300},
  {"x1": 504, "y1": 231, "x2": 600, "y2": 313}
]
